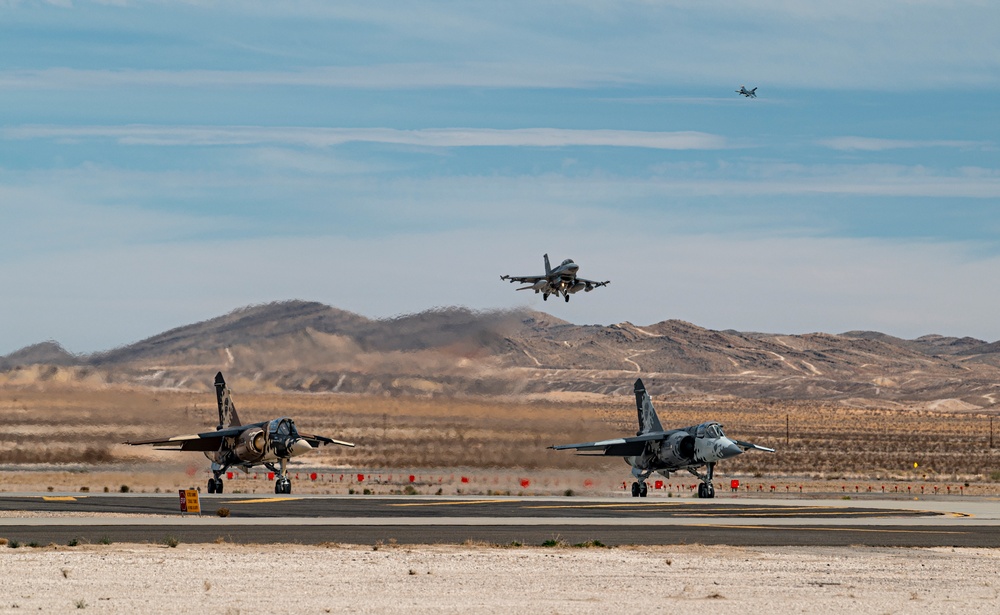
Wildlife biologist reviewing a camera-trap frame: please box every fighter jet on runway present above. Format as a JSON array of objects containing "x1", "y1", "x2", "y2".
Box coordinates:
[
  {"x1": 126, "y1": 372, "x2": 354, "y2": 494},
  {"x1": 736, "y1": 85, "x2": 757, "y2": 98},
  {"x1": 550, "y1": 378, "x2": 774, "y2": 498},
  {"x1": 500, "y1": 254, "x2": 609, "y2": 302}
]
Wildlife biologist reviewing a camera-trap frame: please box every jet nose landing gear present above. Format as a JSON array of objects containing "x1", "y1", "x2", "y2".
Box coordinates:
[{"x1": 275, "y1": 477, "x2": 292, "y2": 494}]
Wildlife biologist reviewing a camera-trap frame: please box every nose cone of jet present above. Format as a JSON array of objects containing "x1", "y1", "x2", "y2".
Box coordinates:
[
  {"x1": 720, "y1": 440, "x2": 743, "y2": 459},
  {"x1": 289, "y1": 438, "x2": 313, "y2": 457}
]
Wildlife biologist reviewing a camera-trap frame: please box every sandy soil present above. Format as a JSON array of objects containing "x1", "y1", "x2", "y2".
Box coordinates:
[{"x1": 0, "y1": 543, "x2": 996, "y2": 614}]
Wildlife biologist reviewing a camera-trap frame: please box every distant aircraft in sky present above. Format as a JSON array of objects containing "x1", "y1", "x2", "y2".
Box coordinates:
[
  {"x1": 500, "y1": 253, "x2": 609, "y2": 302},
  {"x1": 549, "y1": 378, "x2": 774, "y2": 498},
  {"x1": 127, "y1": 372, "x2": 354, "y2": 494},
  {"x1": 736, "y1": 85, "x2": 757, "y2": 98}
]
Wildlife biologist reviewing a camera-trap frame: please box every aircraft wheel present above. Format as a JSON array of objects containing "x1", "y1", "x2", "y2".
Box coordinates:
[
  {"x1": 697, "y1": 483, "x2": 706, "y2": 498},
  {"x1": 543, "y1": 294, "x2": 548, "y2": 301},
  {"x1": 564, "y1": 294, "x2": 570, "y2": 302},
  {"x1": 207, "y1": 478, "x2": 217, "y2": 494},
  {"x1": 216, "y1": 480, "x2": 224, "y2": 494},
  {"x1": 639, "y1": 483, "x2": 648, "y2": 497},
  {"x1": 275, "y1": 480, "x2": 281, "y2": 494},
  {"x1": 631, "y1": 482, "x2": 639, "y2": 497},
  {"x1": 706, "y1": 484, "x2": 715, "y2": 499}
]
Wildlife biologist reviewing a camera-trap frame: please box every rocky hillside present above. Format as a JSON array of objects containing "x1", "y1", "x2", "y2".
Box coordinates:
[{"x1": 4, "y1": 300, "x2": 1000, "y2": 407}]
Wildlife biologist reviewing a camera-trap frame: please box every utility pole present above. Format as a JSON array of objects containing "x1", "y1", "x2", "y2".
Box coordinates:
[{"x1": 786, "y1": 414, "x2": 789, "y2": 446}]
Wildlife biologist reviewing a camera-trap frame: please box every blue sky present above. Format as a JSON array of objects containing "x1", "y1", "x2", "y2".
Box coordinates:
[{"x1": 2, "y1": 1, "x2": 1000, "y2": 354}]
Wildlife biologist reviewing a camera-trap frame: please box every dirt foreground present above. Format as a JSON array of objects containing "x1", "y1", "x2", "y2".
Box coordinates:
[{"x1": 1, "y1": 543, "x2": 996, "y2": 614}]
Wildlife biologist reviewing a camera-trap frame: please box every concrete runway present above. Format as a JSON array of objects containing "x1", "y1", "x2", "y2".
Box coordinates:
[{"x1": 2, "y1": 494, "x2": 998, "y2": 547}]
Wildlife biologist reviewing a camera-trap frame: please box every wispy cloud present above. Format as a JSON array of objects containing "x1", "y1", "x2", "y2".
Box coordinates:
[
  {"x1": 819, "y1": 136, "x2": 989, "y2": 151},
  {"x1": 0, "y1": 64, "x2": 631, "y2": 90},
  {"x1": 4, "y1": 125, "x2": 731, "y2": 150}
]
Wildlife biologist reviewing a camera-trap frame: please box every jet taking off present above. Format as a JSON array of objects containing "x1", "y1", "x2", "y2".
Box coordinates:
[
  {"x1": 126, "y1": 372, "x2": 354, "y2": 495},
  {"x1": 736, "y1": 85, "x2": 757, "y2": 98},
  {"x1": 550, "y1": 379, "x2": 773, "y2": 498},
  {"x1": 500, "y1": 254, "x2": 609, "y2": 302}
]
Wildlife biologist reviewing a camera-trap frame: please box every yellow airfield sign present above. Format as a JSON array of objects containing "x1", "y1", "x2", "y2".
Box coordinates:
[{"x1": 179, "y1": 489, "x2": 201, "y2": 514}]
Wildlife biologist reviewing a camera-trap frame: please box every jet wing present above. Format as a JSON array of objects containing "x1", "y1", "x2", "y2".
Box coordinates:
[
  {"x1": 549, "y1": 432, "x2": 666, "y2": 456},
  {"x1": 125, "y1": 425, "x2": 246, "y2": 452},
  {"x1": 577, "y1": 277, "x2": 610, "y2": 288},
  {"x1": 299, "y1": 433, "x2": 355, "y2": 448},
  {"x1": 500, "y1": 274, "x2": 545, "y2": 284},
  {"x1": 734, "y1": 439, "x2": 775, "y2": 453}
]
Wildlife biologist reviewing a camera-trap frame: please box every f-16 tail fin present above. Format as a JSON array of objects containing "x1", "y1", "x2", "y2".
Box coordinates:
[
  {"x1": 214, "y1": 371, "x2": 242, "y2": 430},
  {"x1": 543, "y1": 253, "x2": 552, "y2": 275},
  {"x1": 634, "y1": 378, "x2": 663, "y2": 435}
]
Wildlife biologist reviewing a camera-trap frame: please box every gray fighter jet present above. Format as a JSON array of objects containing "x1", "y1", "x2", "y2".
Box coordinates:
[
  {"x1": 550, "y1": 378, "x2": 774, "y2": 498},
  {"x1": 500, "y1": 254, "x2": 609, "y2": 302},
  {"x1": 126, "y1": 372, "x2": 354, "y2": 494},
  {"x1": 736, "y1": 85, "x2": 757, "y2": 98}
]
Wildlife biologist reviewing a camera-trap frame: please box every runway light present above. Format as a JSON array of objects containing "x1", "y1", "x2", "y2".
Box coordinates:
[
  {"x1": 520, "y1": 479, "x2": 530, "y2": 488},
  {"x1": 310, "y1": 473, "x2": 317, "y2": 481},
  {"x1": 583, "y1": 479, "x2": 593, "y2": 488},
  {"x1": 267, "y1": 472, "x2": 274, "y2": 480},
  {"x1": 409, "y1": 475, "x2": 416, "y2": 483},
  {"x1": 226, "y1": 472, "x2": 233, "y2": 480},
  {"x1": 461, "y1": 476, "x2": 469, "y2": 483},
  {"x1": 357, "y1": 474, "x2": 365, "y2": 483}
]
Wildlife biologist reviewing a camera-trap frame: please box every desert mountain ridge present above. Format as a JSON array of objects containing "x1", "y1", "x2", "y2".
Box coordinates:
[{"x1": 3, "y1": 300, "x2": 1000, "y2": 408}]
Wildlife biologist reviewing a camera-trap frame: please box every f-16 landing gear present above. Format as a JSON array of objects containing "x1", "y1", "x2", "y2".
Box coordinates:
[
  {"x1": 543, "y1": 293, "x2": 549, "y2": 301},
  {"x1": 630, "y1": 481, "x2": 648, "y2": 497},
  {"x1": 564, "y1": 294, "x2": 570, "y2": 302},
  {"x1": 690, "y1": 462, "x2": 716, "y2": 499}
]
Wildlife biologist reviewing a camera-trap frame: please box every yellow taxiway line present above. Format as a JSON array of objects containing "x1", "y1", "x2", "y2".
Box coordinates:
[{"x1": 41, "y1": 496, "x2": 78, "y2": 502}]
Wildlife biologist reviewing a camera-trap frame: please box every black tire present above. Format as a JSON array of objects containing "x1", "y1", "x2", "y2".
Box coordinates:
[
  {"x1": 639, "y1": 483, "x2": 648, "y2": 497},
  {"x1": 631, "y1": 482, "x2": 639, "y2": 497},
  {"x1": 707, "y1": 484, "x2": 715, "y2": 499},
  {"x1": 285, "y1": 482, "x2": 292, "y2": 495},
  {"x1": 207, "y1": 478, "x2": 216, "y2": 494},
  {"x1": 275, "y1": 481, "x2": 281, "y2": 494},
  {"x1": 697, "y1": 483, "x2": 706, "y2": 498},
  {"x1": 216, "y1": 480, "x2": 224, "y2": 494},
  {"x1": 564, "y1": 294, "x2": 570, "y2": 302},
  {"x1": 543, "y1": 294, "x2": 548, "y2": 301}
]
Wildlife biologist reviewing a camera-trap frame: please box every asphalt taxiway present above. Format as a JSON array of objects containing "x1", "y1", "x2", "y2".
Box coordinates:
[{"x1": 1, "y1": 494, "x2": 998, "y2": 547}]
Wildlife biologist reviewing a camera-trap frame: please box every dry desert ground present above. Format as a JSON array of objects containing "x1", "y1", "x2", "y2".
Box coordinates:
[{"x1": 0, "y1": 542, "x2": 996, "y2": 614}]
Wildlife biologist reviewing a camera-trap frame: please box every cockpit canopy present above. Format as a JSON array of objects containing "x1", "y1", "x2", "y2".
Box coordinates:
[
  {"x1": 698, "y1": 422, "x2": 725, "y2": 439},
  {"x1": 560, "y1": 259, "x2": 575, "y2": 266},
  {"x1": 268, "y1": 417, "x2": 299, "y2": 440}
]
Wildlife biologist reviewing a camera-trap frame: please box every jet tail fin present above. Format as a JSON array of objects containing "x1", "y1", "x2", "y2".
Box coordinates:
[
  {"x1": 543, "y1": 253, "x2": 552, "y2": 275},
  {"x1": 214, "y1": 371, "x2": 242, "y2": 430},
  {"x1": 634, "y1": 378, "x2": 663, "y2": 435}
]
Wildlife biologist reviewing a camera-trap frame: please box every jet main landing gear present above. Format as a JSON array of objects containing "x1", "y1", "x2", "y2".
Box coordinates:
[
  {"x1": 207, "y1": 477, "x2": 224, "y2": 494},
  {"x1": 690, "y1": 462, "x2": 717, "y2": 499},
  {"x1": 630, "y1": 481, "x2": 648, "y2": 497}
]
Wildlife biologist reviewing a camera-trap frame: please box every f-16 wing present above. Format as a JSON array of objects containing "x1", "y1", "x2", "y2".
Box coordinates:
[
  {"x1": 577, "y1": 277, "x2": 610, "y2": 289},
  {"x1": 549, "y1": 432, "x2": 666, "y2": 456},
  {"x1": 500, "y1": 274, "x2": 546, "y2": 284},
  {"x1": 734, "y1": 439, "x2": 775, "y2": 453},
  {"x1": 298, "y1": 432, "x2": 355, "y2": 448}
]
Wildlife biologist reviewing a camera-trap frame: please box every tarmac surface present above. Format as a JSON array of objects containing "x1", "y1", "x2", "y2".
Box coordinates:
[{"x1": 2, "y1": 493, "x2": 998, "y2": 547}]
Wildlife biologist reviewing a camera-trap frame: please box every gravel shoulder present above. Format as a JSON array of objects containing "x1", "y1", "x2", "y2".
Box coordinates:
[{"x1": 1, "y1": 543, "x2": 997, "y2": 614}]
